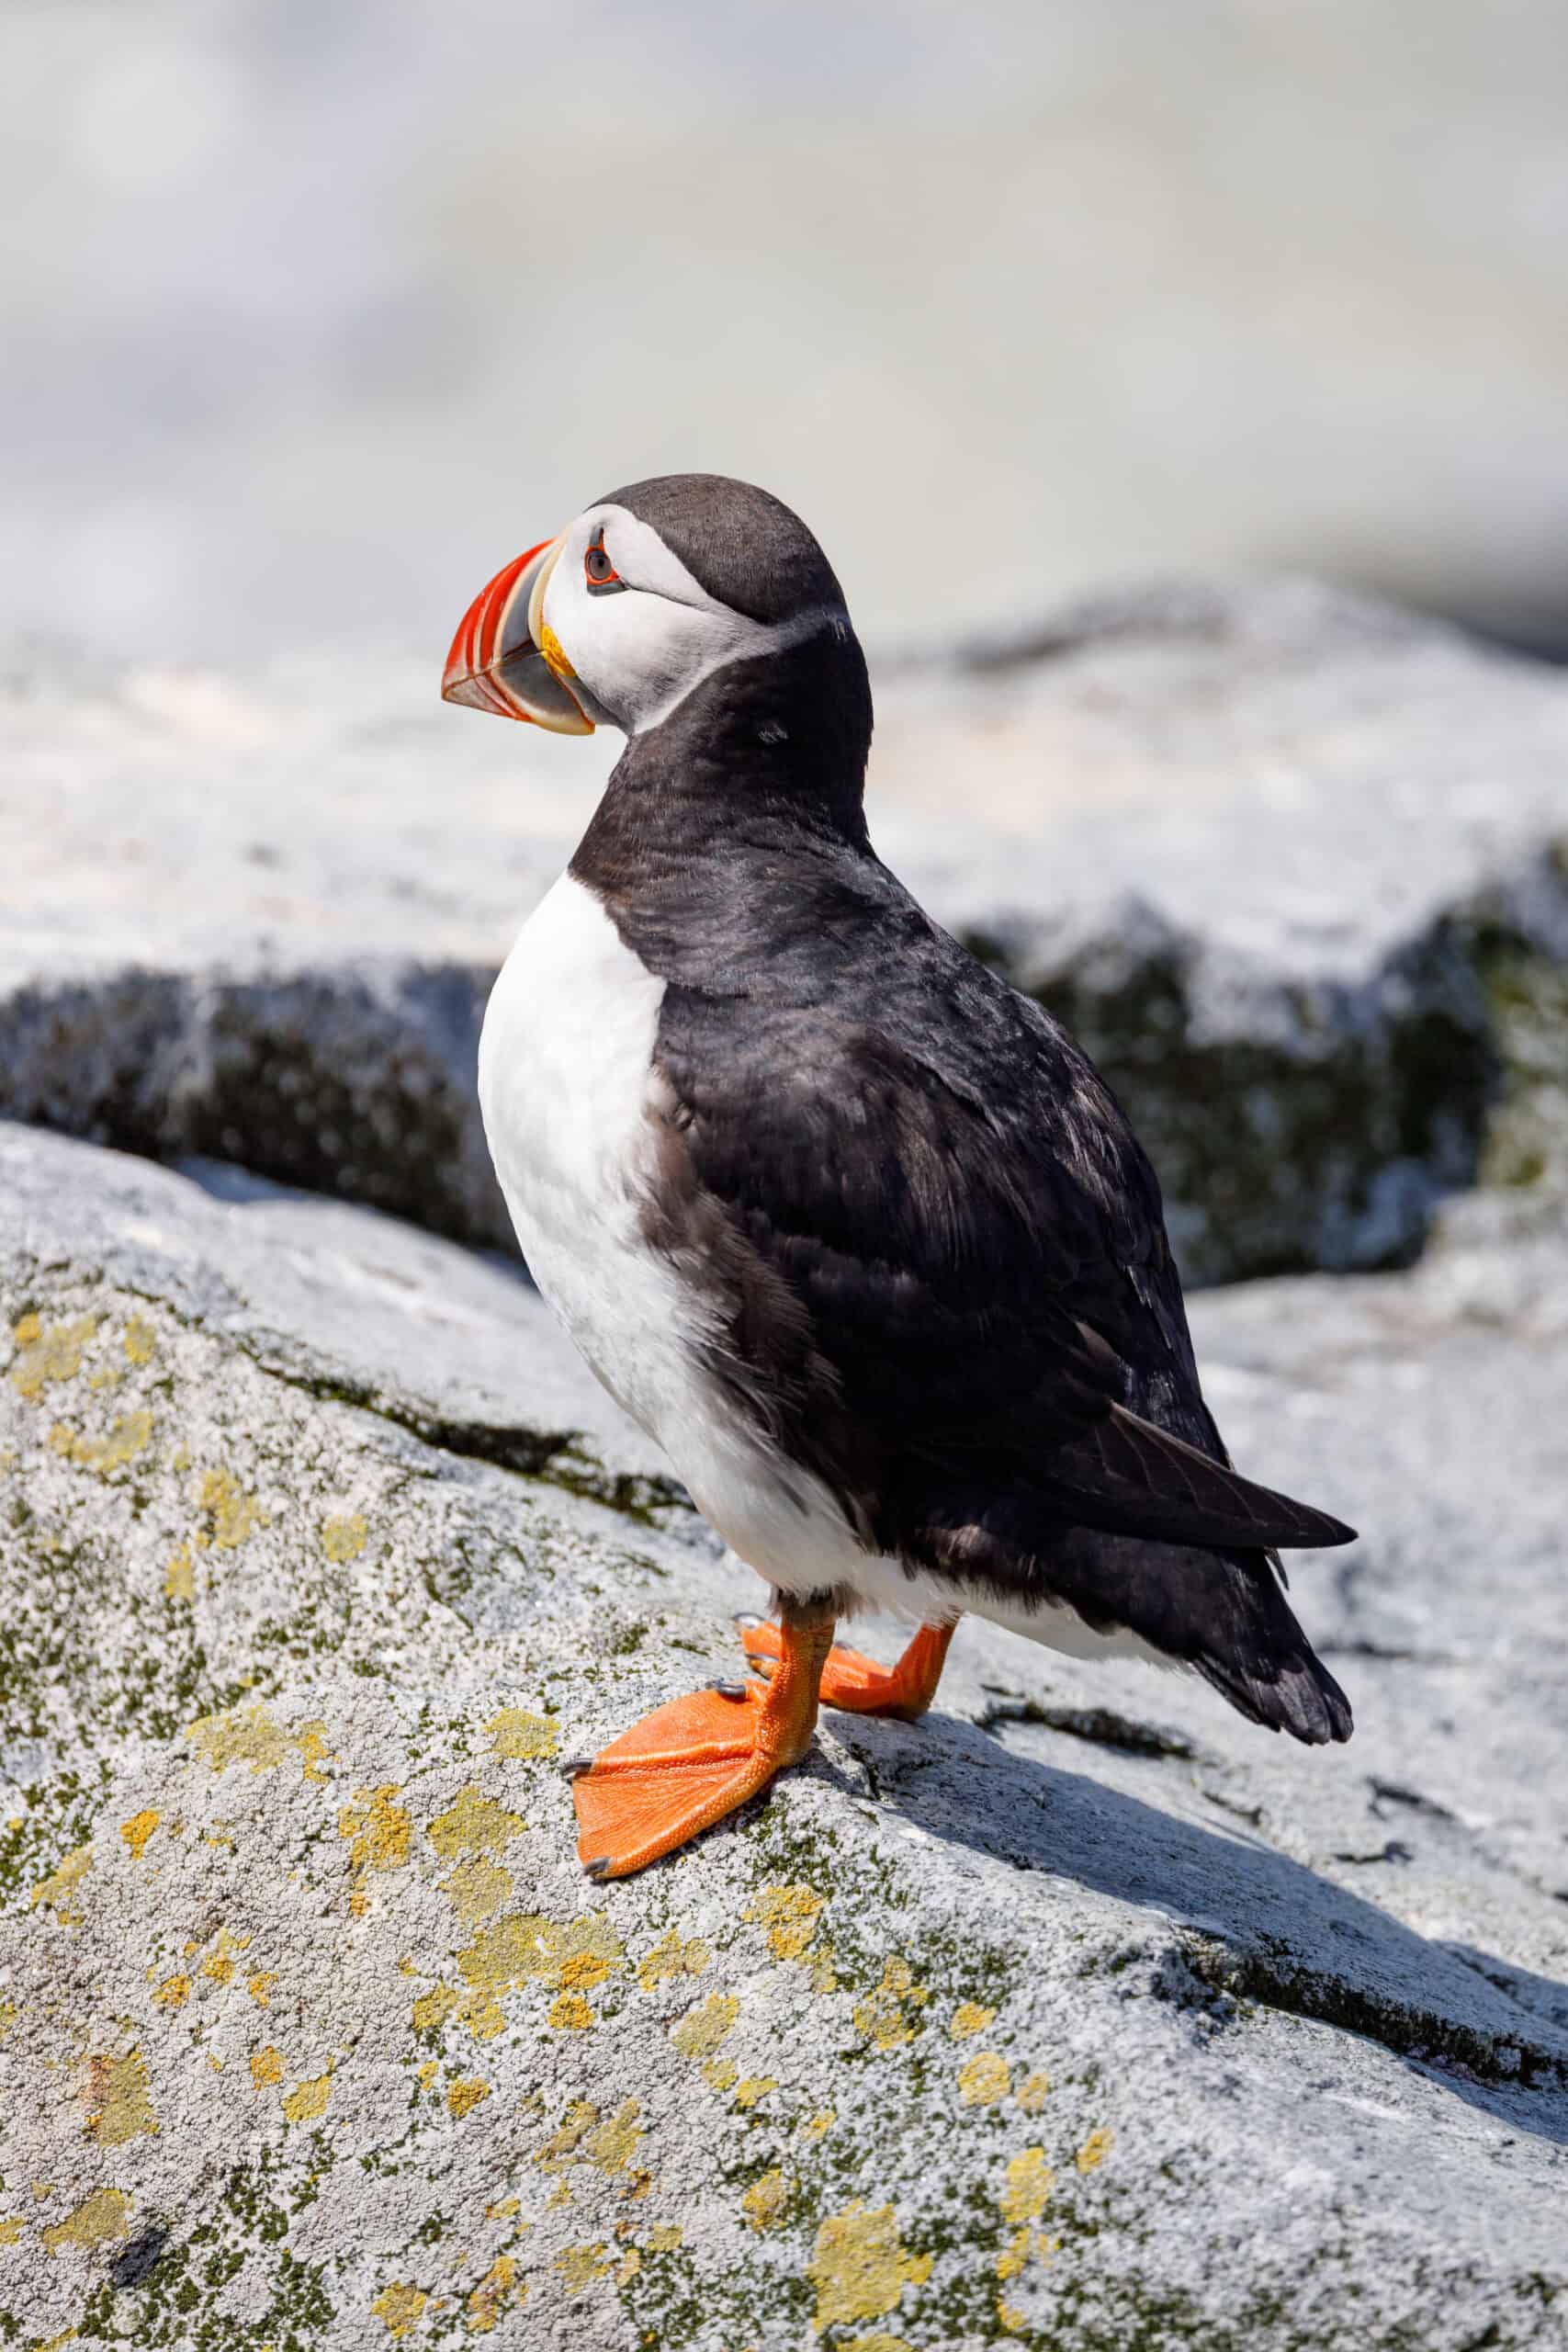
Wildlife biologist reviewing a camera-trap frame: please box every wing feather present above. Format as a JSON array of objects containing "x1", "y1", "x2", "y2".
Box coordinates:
[{"x1": 636, "y1": 852, "x2": 1355, "y2": 1569}]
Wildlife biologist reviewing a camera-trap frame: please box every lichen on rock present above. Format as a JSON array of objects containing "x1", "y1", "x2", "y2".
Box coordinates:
[{"x1": 1, "y1": 1113, "x2": 1565, "y2": 2349}]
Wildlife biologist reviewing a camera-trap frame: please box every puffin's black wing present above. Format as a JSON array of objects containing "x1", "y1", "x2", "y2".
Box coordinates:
[{"x1": 642, "y1": 876, "x2": 1352, "y2": 1568}]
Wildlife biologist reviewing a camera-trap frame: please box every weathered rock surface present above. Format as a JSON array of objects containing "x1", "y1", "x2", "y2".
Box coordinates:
[
  {"x1": 1, "y1": 1123, "x2": 1563, "y2": 2350},
  {"x1": 7, "y1": 579, "x2": 1568, "y2": 1283}
]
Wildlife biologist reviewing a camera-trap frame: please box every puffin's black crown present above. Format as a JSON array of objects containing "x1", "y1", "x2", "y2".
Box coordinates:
[{"x1": 597, "y1": 473, "x2": 846, "y2": 628}]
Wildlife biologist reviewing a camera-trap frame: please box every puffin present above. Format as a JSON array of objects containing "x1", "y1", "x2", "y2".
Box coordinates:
[{"x1": 442, "y1": 473, "x2": 1355, "y2": 1882}]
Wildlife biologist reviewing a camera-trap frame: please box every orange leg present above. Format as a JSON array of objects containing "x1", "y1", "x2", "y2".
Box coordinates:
[
  {"x1": 568, "y1": 1599, "x2": 837, "y2": 1880},
  {"x1": 737, "y1": 1613, "x2": 956, "y2": 1723}
]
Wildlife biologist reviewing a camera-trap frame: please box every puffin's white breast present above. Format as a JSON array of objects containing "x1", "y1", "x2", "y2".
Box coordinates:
[
  {"x1": 479, "y1": 871, "x2": 679, "y2": 1438},
  {"x1": 478, "y1": 872, "x2": 868, "y2": 1594}
]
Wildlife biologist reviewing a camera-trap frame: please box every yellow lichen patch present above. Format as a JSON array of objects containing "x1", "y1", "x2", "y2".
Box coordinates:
[
  {"x1": 853, "y1": 1956, "x2": 929, "y2": 2052},
  {"x1": 998, "y1": 2298, "x2": 1028, "y2": 2334},
  {"x1": 371, "y1": 2282, "x2": 427, "y2": 2337},
  {"x1": 428, "y1": 1786, "x2": 525, "y2": 1863},
  {"x1": 295, "y1": 1722, "x2": 333, "y2": 1783},
  {"x1": 558, "y1": 1951, "x2": 610, "y2": 1992},
  {"x1": 41, "y1": 2188, "x2": 128, "y2": 2255},
  {"x1": 1015, "y1": 2070, "x2": 1050, "y2": 2112},
  {"x1": 840, "y1": 2339, "x2": 914, "y2": 2352},
  {"x1": 118, "y1": 1810, "x2": 160, "y2": 1861},
  {"x1": 416, "y1": 2062, "x2": 439, "y2": 2092},
  {"x1": 152, "y1": 1974, "x2": 190, "y2": 2010},
  {"x1": 957, "y1": 2050, "x2": 1011, "y2": 2107},
  {"x1": 1076, "y1": 2126, "x2": 1115, "y2": 2174},
  {"x1": 741, "y1": 2168, "x2": 791, "y2": 2230},
  {"x1": 483, "y1": 2197, "x2": 519, "y2": 2221},
  {"x1": 442, "y1": 1857, "x2": 513, "y2": 1933},
  {"x1": 200, "y1": 1465, "x2": 267, "y2": 1548},
  {"x1": 635, "y1": 1928, "x2": 711, "y2": 1992},
  {"x1": 585, "y1": 2099, "x2": 642, "y2": 2175},
  {"x1": 467, "y1": 2254, "x2": 523, "y2": 2333},
  {"x1": 800, "y1": 2109, "x2": 836, "y2": 2143},
  {"x1": 809, "y1": 2202, "x2": 931, "y2": 2333},
  {"x1": 555, "y1": 2244, "x2": 611, "y2": 2293},
  {"x1": 202, "y1": 1927, "x2": 251, "y2": 1984},
  {"x1": 447, "y1": 2078, "x2": 491, "y2": 2120},
  {"x1": 538, "y1": 2098, "x2": 598, "y2": 2176},
  {"x1": 164, "y1": 1547, "x2": 196, "y2": 1602},
  {"x1": 87, "y1": 1363, "x2": 121, "y2": 1389},
  {"x1": 645, "y1": 2224, "x2": 683, "y2": 2254},
  {"x1": 996, "y1": 2228, "x2": 1031, "y2": 2282},
  {"x1": 251, "y1": 2048, "x2": 284, "y2": 2087},
  {"x1": 187, "y1": 1703, "x2": 290, "y2": 1775},
  {"x1": 10, "y1": 1313, "x2": 96, "y2": 1399},
  {"x1": 746, "y1": 1883, "x2": 825, "y2": 1961},
  {"x1": 949, "y1": 2001, "x2": 995, "y2": 2041},
  {"x1": 615, "y1": 2248, "x2": 640, "y2": 2287},
  {"x1": 48, "y1": 1408, "x2": 154, "y2": 1475},
  {"x1": 340, "y1": 1785, "x2": 412, "y2": 1916},
  {"x1": 734, "y1": 2076, "x2": 777, "y2": 2109},
  {"x1": 0, "y1": 2000, "x2": 17, "y2": 2041},
  {"x1": 671, "y1": 1990, "x2": 739, "y2": 2061},
  {"x1": 548, "y1": 1993, "x2": 594, "y2": 2031},
  {"x1": 999, "y1": 2147, "x2": 1054, "y2": 2224},
  {"x1": 282, "y1": 2070, "x2": 333, "y2": 2123},
  {"x1": 455, "y1": 1911, "x2": 624, "y2": 2040},
  {"x1": 247, "y1": 1972, "x2": 278, "y2": 2009},
  {"x1": 0, "y1": 2217, "x2": 24, "y2": 2245},
  {"x1": 123, "y1": 1315, "x2": 156, "y2": 1365},
  {"x1": 746, "y1": 1883, "x2": 837, "y2": 1988},
  {"x1": 321, "y1": 1511, "x2": 368, "y2": 1562},
  {"x1": 701, "y1": 2058, "x2": 738, "y2": 2093},
  {"x1": 85, "y1": 2050, "x2": 158, "y2": 2147},
  {"x1": 487, "y1": 1706, "x2": 558, "y2": 1760},
  {"x1": 412, "y1": 1984, "x2": 459, "y2": 2033},
  {"x1": 31, "y1": 1843, "x2": 93, "y2": 1927},
  {"x1": 1000, "y1": 2228, "x2": 1057, "y2": 2284}
]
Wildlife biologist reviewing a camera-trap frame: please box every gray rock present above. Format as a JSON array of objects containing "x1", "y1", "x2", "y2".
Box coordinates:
[
  {"x1": 6, "y1": 581, "x2": 1568, "y2": 1282},
  {"x1": 1, "y1": 1124, "x2": 1563, "y2": 2349}
]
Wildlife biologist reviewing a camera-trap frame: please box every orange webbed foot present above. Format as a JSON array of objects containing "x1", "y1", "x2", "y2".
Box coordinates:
[
  {"x1": 569, "y1": 1684, "x2": 774, "y2": 1880},
  {"x1": 570, "y1": 1604, "x2": 837, "y2": 1880},
  {"x1": 737, "y1": 1614, "x2": 955, "y2": 1722}
]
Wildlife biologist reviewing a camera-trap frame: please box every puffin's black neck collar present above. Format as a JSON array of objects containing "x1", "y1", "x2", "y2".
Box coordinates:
[{"x1": 571, "y1": 620, "x2": 874, "y2": 894}]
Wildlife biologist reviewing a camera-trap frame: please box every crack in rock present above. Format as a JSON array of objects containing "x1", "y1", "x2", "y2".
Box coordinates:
[
  {"x1": 1173, "y1": 1931, "x2": 1568, "y2": 2095},
  {"x1": 977, "y1": 1689, "x2": 1204, "y2": 1761}
]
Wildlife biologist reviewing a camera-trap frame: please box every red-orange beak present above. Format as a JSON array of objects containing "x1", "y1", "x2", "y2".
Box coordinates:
[{"x1": 441, "y1": 533, "x2": 594, "y2": 733}]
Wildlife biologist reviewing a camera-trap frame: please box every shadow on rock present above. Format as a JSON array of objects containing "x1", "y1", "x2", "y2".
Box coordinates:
[{"x1": 811, "y1": 1707, "x2": 1568, "y2": 2147}]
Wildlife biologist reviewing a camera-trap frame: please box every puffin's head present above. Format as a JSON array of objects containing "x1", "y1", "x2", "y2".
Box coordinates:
[{"x1": 442, "y1": 473, "x2": 856, "y2": 741}]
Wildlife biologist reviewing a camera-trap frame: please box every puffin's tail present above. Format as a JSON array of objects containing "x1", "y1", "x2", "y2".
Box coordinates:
[
  {"x1": 953, "y1": 1516, "x2": 1355, "y2": 1747},
  {"x1": 1188, "y1": 1558, "x2": 1353, "y2": 1745}
]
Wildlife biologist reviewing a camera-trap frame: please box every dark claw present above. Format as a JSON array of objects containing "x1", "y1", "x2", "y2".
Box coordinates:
[
  {"x1": 581, "y1": 1855, "x2": 611, "y2": 1880},
  {"x1": 707, "y1": 1679, "x2": 749, "y2": 1700},
  {"x1": 559, "y1": 1755, "x2": 594, "y2": 1781}
]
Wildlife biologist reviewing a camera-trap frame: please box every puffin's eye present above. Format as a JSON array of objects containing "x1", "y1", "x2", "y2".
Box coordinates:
[{"x1": 584, "y1": 530, "x2": 625, "y2": 594}]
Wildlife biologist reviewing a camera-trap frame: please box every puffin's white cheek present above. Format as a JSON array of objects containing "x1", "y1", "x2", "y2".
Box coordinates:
[{"x1": 556, "y1": 588, "x2": 739, "y2": 733}]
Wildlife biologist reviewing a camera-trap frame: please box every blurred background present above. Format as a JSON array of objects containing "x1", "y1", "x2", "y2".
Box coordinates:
[{"x1": 6, "y1": 0, "x2": 1568, "y2": 670}]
